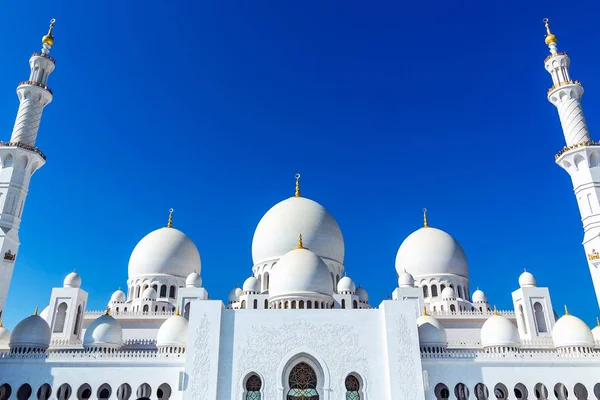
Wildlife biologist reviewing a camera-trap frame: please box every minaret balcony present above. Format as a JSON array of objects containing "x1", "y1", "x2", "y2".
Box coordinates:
[
  {"x1": 18, "y1": 80, "x2": 52, "y2": 95},
  {"x1": 0, "y1": 141, "x2": 46, "y2": 160},
  {"x1": 31, "y1": 52, "x2": 55, "y2": 64},
  {"x1": 547, "y1": 80, "x2": 581, "y2": 95},
  {"x1": 544, "y1": 51, "x2": 568, "y2": 63}
]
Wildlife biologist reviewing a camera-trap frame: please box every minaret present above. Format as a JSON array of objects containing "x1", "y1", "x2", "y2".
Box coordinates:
[
  {"x1": 548, "y1": 19, "x2": 600, "y2": 306},
  {"x1": 0, "y1": 20, "x2": 56, "y2": 317}
]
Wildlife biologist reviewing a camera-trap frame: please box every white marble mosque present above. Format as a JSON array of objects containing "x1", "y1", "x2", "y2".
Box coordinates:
[{"x1": 0, "y1": 18, "x2": 600, "y2": 400}]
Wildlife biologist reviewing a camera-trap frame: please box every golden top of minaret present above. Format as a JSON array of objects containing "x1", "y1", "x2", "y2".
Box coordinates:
[
  {"x1": 294, "y1": 233, "x2": 307, "y2": 250},
  {"x1": 543, "y1": 18, "x2": 557, "y2": 45},
  {"x1": 167, "y1": 208, "x2": 174, "y2": 228},
  {"x1": 42, "y1": 19, "x2": 56, "y2": 46},
  {"x1": 564, "y1": 304, "x2": 569, "y2": 316},
  {"x1": 423, "y1": 208, "x2": 429, "y2": 228},
  {"x1": 295, "y1": 173, "x2": 301, "y2": 197},
  {"x1": 33, "y1": 306, "x2": 39, "y2": 316}
]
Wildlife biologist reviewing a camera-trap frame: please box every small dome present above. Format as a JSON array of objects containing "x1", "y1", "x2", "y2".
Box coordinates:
[
  {"x1": 252, "y1": 196, "x2": 344, "y2": 266},
  {"x1": 552, "y1": 313, "x2": 595, "y2": 349},
  {"x1": 397, "y1": 270, "x2": 415, "y2": 288},
  {"x1": 481, "y1": 313, "x2": 520, "y2": 348},
  {"x1": 417, "y1": 314, "x2": 447, "y2": 347},
  {"x1": 128, "y1": 227, "x2": 201, "y2": 279},
  {"x1": 472, "y1": 289, "x2": 487, "y2": 303},
  {"x1": 63, "y1": 271, "x2": 81, "y2": 288},
  {"x1": 142, "y1": 287, "x2": 157, "y2": 300},
  {"x1": 110, "y1": 289, "x2": 126, "y2": 303},
  {"x1": 243, "y1": 276, "x2": 260, "y2": 294},
  {"x1": 83, "y1": 314, "x2": 123, "y2": 349},
  {"x1": 395, "y1": 226, "x2": 468, "y2": 279},
  {"x1": 356, "y1": 286, "x2": 368, "y2": 303},
  {"x1": 186, "y1": 271, "x2": 202, "y2": 288},
  {"x1": 519, "y1": 270, "x2": 537, "y2": 288},
  {"x1": 269, "y1": 246, "x2": 333, "y2": 298},
  {"x1": 0, "y1": 324, "x2": 10, "y2": 344},
  {"x1": 157, "y1": 313, "x2": 188, "y2": 349},
  {"x1": 9, "y1": 312, "x2": 51, "y2": 351},
  {"x1": 337, "y1": 276, "x2": 356, "y2": 294},
  {"x1": 441, "y1": 287, "x2": 455, "y2": 300},
  {"x1": 228, "y1": 287, "x2": 242, "y2": 303}
]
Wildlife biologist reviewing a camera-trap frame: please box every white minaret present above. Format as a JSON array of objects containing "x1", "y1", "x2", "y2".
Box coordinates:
[
  {"x1": 0, "y1": 20, "x2": 56, "y2": 317},
  {"x1": 548, "y1": 19, "x2": 600, "y2": 307}
]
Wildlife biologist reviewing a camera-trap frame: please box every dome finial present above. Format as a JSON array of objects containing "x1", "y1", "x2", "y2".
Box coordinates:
[
  {"x1": 0, "y1": 318, "x2": 3, "y2": 327},
  {"x1": 423, "y1": 208, "x2": 429, "y2": 227},
  {"x1": 294, "y1": 233, "x2": 307, "y2": 250},
  {"x1": 543, "y1": 18, "x2": 557, "y2": 46},
  {"x1": 167, "y1": 208, "x2": 174, "y2": 228},
  {"x1": 42, "y1": 18, "x2": 56, "y2": 47},
  {"x1": 564, "y1": 304, "x2": 569, "y2": 316},
  {"x1": 493, "y1": 305, "x2": 498, "y2": 315},
  {"x1": 423, "y1": 306, "x2": 429, "y2": 316},
  {"x1": 33, "y1": 306, "x2": 39, "y2": 316},
  {"x1": 295, "y1": 173, "x2": 301, "y2": 197},
  {"x1": 175, "y1": 306, "x2": 180, "y2": 316},
  {"x1": 105, "y1": 306, "x2": 110, "y2": 316}
]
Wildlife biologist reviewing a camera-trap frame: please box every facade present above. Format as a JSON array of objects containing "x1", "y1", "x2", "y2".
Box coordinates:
[{"x1": 0, "y1": 19, "x2": 600, "y2": 400}]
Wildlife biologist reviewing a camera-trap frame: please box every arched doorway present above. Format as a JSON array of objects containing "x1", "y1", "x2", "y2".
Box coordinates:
[{"x1": 287, "y1": 362, "x2": 319, "y2": 399}]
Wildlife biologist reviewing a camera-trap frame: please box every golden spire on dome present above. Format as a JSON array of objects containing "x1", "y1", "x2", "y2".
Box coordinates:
[
  {"x1": 493, "y1": 305, "x2": 499, "y2": 316},
  {"x1": 105, "y1": 307, "x2": 110, "y2": 316},
  {"x1": 294, "y1": 233, "x2": 307, "y2": 250},
  {"x1": 175, "y1": 307, "x2": 181, "y2": 316},
  {"x1": 167, "y1": 208, "x2": 174, "y2": 228},
  {"x1": 564, "y1": 304, "x2": 569, "y2": 315},
  {"x1": 42, "y1": 19, "x2": 56, "y2": 46},
  {"x1": 423, "y1": 208, "x2": 429, "y2": 228},
  {"x1": 33, "y1": 306, "x2": 39, "y2": 316},
  {"x1": 295, "y1": 173, "x2": 301, "y2": 197},
  {"x1": 423, "y1": 306, "x2": 429, "y2": 316},
  {"x1": 543, "y1": 18, "x2": 557, "y2": 45}
]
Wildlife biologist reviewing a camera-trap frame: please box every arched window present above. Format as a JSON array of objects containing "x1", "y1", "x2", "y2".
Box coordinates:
[
  {"x1": 116, "y1": 384, "x2": 131, "y2": 400},
  {"x1": 160, "y1": 285, "x2": 167, "y2": 297},
  {"x1": 53, "y1": 302, "x2": 68, "y2": 333},
  {"x1": 184, "y1": 302, "x2": 191, "y2": 319},
  {"x1": 554, "y1": 383, "x2": 568, "y2": 400},
  {"x1": 136, "y1": 383, "x2": 151, "y2": 399},
  {"x1": 431, "y1": 285, "x2": 438, "y2": 297},
  {"x1": 514, "y1": 383, "x2": 528, "y2": 399},
  {"x1": 76, "y1": 384, "x2": 91, "y2": 400},
  {"x1": 136, "y1": 286, "x2": 141, "y2": 298},
  {"x1": 17, "y1": 384, "x2": 32, "y2": 400},
  {"x1": 299, "y1": 300, "x2": 304, "y2": 309},
  {"x1": 291, "y1": 301, "x2": 297, "y2": 309},
  {"x1": 518, "y1": 304, "x2": 528, "y2": 334},
  {"x1": 440, "y1": 284, "x2": 446, "y2": 292},
  {"x1": 37, "y1": 384, "x2": 51, "y2": 400},
  {"x1": 533, "y1": 383, "x2": 549, "y2": 400},
  {"x1": 97, "y1": 384, "x2": 111, "y2": 400},
  {"x1": 264, "y1": 272, "x2": 269, "y2": 291},
  {"x1": 593, "y1": 383, "x2": 600, "y2": 400},
  {"x1": 264, "y1": 299, "x2": 268, "y2": 309},
  {"x1": 454, "y1": 383, "x2": 469, "y2": 400},
  {"x1": 56, "y1": 384, "x2": 71, "y2": 400},
  {"x1": 423, "y1": 286, "x2": 429, "y2": 298},
  {"x1": 241, "y1": 300, "x2": 247, "y2": 309},
  {"x1": 245, "y1": 374, "x2": 262, "y2": 400},
  {"x1": 534, "y1": 302, "x2": 548, "y2": 333},
  {"x1": 457, "y1": 286, "x2": 463, "y2": 299},
  {"x1": 345, "y1": 375, "x2": 360, "y2": 400},
  {"x1": 169, "y1": 285, "x2": 176, "y2": 298},
  {"x1": 450, "y1": 304, "x2": 456, "y2": 312},
  {"x1": 141, "y1": 304, "x2": 148, "y2": 313},
  {"x1": 341, "y1": 299, "x2": 346, "y2": 309},
  {"x1": 73, "y1": 305, "x2": 82, "y2": 336},
  {"x1": 574, "y1": 383, "x2": 588, "y2": 400},
  {"x1": 331, "y1": 273, "x2": 335, "y2": 292},
  {"x1": 253, "y1": 299, "x2": 258, "y2": 309},
  {"x1": 288, "y1": 362, "x2": 318, "y2": 399},
  {"x1": 0, "y1": 384, "x2": 12, "y2": 400},
  {"x1": 434, "y1": 383, "x2": 450, "y2": 399},
  {"x1": 494, "y1": 383, "x2": 508, "y2": 400},
  {"x1": 353, "y1": 300, "x2": 358, "y2": 309},
  {"x1": 152, "y1": 284, "x2": 158, "y2": 292},
  {"x1": 307, "y1": 301, "x2": 312, "y2": 309},
  {"x1": 157, "y1": 383, "x2": 171, "y2": 400},
  {"x1": 474, "y1": 383, "x2": 489, "y2": 400}
]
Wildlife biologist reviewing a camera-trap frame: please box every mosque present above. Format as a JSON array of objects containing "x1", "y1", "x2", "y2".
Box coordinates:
[{"x1": 0, "y1": 18, "x2": 600, "y2": 400}]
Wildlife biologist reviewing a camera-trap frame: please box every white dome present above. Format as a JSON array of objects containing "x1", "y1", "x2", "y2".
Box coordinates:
[
  {"x1": 337, "y1": 276, "x2": 356, "y2": 294},
  {"x1": 441, "y1": 287, "x2": 455, "y2": 300},
  {"x1": 356, "y1": 286, "x2": 368, "y2": 302},
  {"x1": 110, "y1": 289, "x2": 126, "y2": 303},
  {"x1": 157, "y1": 314, "x2": 188, "y2": 349},
  {"x1": 186, "y1": 271, "x2": 202, "y2": 288},
  {"x1": 9, "y1": 313, "x2": 51, "y2": 351},
  {"x1": 243, "y1": 276, "x2": 260, "y2": 293},
  {"x1": 417, "y1": 314, "x2": 447, "y2": 347},
  {"x1": 481, "y1": 314, "x2": 520, "y2": 348},
  {"x1": 397, "y1": 270, "x2": 415, "y2": 288},
  {"x1": 592, "y1": 324, "x2": 600, "y2": 343},
  {"x1": 269, "y1": 247, "x2": 333, "y2": 298},
  {"x1": 252, "y1": 196, "x2": 344, "y2": 265},
  {"x1": 0, "y1": 325, "x2": 10, "y2": 344},
  {"x1": 128, "y1": 227, "x2": 201, "y2": 279},
  {"x1": 395, "y1": 227, "x2": 468, "y2": 279},
  {"x1": 228, "y1": 287, "x2": 242, "y2": 303},
  {"x1": 519, "y1": 270, "x2": 537, "y2": 288},
  {"x1": 472, "y1": 289, "x2": 487, "y2": 303},
  {"x1": 63, "y1": 271, "x2": 81, "y2": 288},
  {"x1": 142, "y1": 287, "x2": 157, "y2": 300},
  {"x1": 552, "y1": 313, "x2": 595, "y2": 349},
  {"x1": 83, "y1": 314, "x2": 123, "y2": 349}
]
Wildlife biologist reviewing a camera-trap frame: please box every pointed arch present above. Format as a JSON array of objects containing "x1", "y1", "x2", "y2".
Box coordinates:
[
  {"x1": 53, "y1": 302, "x2": 68, "y2": 333},
  {"x1": 534, "y1": 302, "x2": 548, "y2": 333},
  {"x1": 278, "y1": 351, "x2": 329, "y2": 397}
]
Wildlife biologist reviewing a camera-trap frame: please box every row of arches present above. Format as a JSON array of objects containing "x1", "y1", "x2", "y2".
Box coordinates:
[
  {"x1": 434, "y1": 381, "x2": 600, "y2": 399},
  {"x1": 129, "y1": 284, "x2": 178, "y2": 301},
  {"x1": 0, "y1": 382, "x2": 172, "y2": 400},
  {"x1": 422, "y1": 283, "x2": 470, "y2": 301},
  {"x1": 242, "y1": 363, "x2": 362, "y2": 399},
  {"x1": 271, "y1": 300, "x2": 333, "y2": 309}
]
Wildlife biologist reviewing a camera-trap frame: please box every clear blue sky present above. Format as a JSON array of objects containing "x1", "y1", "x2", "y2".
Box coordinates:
[{"x1": 1, "y1": 1, "x2": 598, "y2": 328}]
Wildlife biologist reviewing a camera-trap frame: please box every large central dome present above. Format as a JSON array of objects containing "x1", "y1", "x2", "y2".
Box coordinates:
[{"x1": 252, "y1": 196, "x2": 344, "y2": 265}]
